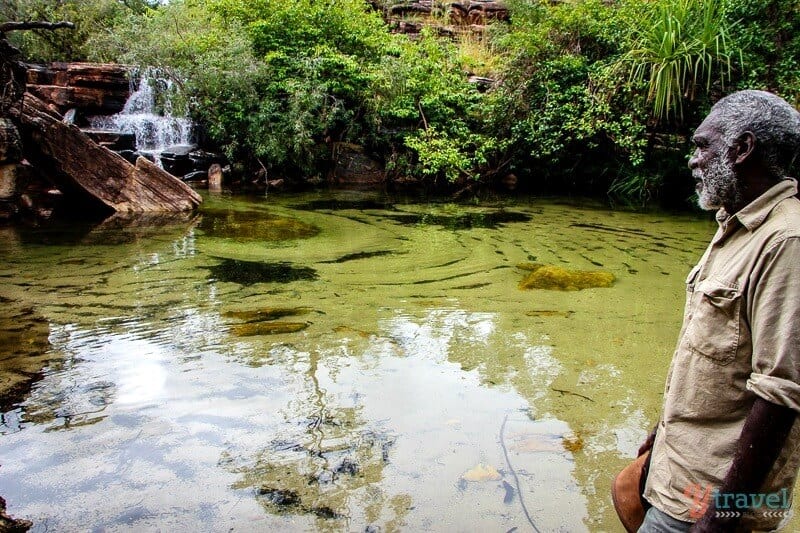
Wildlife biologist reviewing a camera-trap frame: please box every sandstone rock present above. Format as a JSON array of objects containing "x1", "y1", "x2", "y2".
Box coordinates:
[
  {"x1": 25, "y1": 62, "x2": 130, "y2": 115},
  {"x1": 26, "y1": 84, "x2": 128, "y2": 115},
  {"x1": 26, "y1": 62, "x2": 129, "y2": 90},
  {"x1": 81, "y1": 128, "x2": 136, "y2": 151},
  {"x1": 10, "y1": 93, "x2": 201, "y2": 214}
]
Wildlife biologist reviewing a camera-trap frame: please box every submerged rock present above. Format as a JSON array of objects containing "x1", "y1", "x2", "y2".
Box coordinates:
[
  {"x1": 199, "y1": 208, "x2": 318, "y2": 242},
  {"x1": 223, "y1": 307, "x2": 314, "y2": 322},
  {"x1": 258, "y1": 488, "x2": 301, "y2": 508},
  {"x1": 517, "y1": 263, "x2": 615, "y2": 291},
  {"x1": 230, "y1": 322, "x2": 310, "y2": 336},
  {"x1": 0, "y1": 495, "x2": 32, "y2": 532}
]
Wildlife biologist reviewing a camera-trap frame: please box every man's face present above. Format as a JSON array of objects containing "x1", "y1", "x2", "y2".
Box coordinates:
[{"x1": 688, "y1": 113, "x2": 741, "y2": 211}]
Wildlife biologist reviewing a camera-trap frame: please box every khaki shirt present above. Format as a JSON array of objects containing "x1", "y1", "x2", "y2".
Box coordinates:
[{"x1": 643, "y1": 178, "x2": 800, "y2": 530}]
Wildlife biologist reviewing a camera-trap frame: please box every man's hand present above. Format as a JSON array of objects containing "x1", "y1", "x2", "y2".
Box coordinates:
[
  {"x1": 690, "y1": 397, "x2": 795, "y2": 531},
  {"x1": 689, "y1": 514, "x2": 727, "y2": 533},
  {"x1": 638, "y1": 426, "x2": 657, "y2": 457}
]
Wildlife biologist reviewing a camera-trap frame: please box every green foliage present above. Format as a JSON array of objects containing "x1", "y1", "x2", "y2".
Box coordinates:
[
  {"x1": 1, "y1": 0, "x2": 155, "y2": 62},
  {"x1": 371, "y1": 30, "x2": 500, "y2": 183},
  {"x1": 725, "y1": 0, "x2": 800, "y2": 105},
  {"x1": 492, "y1": 0, "x2": 650, "y2": 195},
  {"x1": 620, "y1": 0, "x2": 739, "y2": 121},
  {"x1": 3, "y1": 0, "x2": 797, "y2": 204}
]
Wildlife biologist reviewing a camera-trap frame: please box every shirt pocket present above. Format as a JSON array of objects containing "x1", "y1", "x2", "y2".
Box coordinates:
[{"x1": 685, "y1": 280, "x2": 741, "y2": 365}]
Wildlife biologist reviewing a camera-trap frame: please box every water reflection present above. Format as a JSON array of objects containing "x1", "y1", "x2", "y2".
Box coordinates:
[
  {"x1": 0, "y1": 192, "x2": 742, "y2": 531},
  {"x1": 0, "y1": 298, "x2": 51, "y2": 416}
]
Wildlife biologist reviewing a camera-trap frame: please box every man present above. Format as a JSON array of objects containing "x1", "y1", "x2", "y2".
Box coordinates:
[{"x1": 637, "y1": 90, "x2": 800, "y2": 533}]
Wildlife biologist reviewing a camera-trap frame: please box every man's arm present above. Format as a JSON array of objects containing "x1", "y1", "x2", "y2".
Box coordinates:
[{"x1": 690, "y1": 397, "x2": 796, "y2": 533}]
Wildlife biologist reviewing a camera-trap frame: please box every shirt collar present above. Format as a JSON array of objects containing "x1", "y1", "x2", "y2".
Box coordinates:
[{"x1": 716, "y1": 178, "x2": 798, "y2": 235}]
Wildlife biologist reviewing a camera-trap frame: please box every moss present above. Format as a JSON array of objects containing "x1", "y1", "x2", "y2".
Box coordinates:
[{"x1": 518, "y1": 264, "x2": 615, "y2": 291}]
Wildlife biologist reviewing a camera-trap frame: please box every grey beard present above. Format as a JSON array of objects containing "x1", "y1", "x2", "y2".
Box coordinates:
[{"x1": 695, "y1": 157, "x2": 742, "y2": 211}]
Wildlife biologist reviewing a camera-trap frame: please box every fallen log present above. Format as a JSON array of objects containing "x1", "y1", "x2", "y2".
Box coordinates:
[{"x1": 9, "y1": 93, "x2": 201, "y2": 214}]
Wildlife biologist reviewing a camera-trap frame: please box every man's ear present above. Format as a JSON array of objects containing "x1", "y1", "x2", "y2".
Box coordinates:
[{"x1": 734, "y1": 131, "x2": 756, "y2": 165}]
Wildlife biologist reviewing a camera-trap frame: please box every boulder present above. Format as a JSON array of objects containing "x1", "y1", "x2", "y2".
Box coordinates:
[{"x1": 159, "y1": 144, "x2": 197, "y2": 177}]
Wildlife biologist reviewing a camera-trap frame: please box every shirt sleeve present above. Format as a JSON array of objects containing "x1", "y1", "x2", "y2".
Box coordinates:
[{"x1": 746, "y1": 236, "x2": 800, "y2": 412}]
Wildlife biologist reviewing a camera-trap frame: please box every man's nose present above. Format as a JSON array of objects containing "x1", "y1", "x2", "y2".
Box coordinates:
[{"x1": 688, "y1": 149, "x2": 699, "y2": 170}]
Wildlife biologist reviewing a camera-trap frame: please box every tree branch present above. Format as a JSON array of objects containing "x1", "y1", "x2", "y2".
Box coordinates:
[{"x1": 0, "y1": 21, "x2": 75, "y2": 33}]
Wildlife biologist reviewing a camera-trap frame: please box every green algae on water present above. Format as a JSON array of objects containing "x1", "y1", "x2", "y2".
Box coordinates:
[{"x1": 517, "y1": 263, "x2": 615, "y2": 291}]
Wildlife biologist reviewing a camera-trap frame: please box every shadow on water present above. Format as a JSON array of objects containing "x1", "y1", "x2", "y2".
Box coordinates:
[
  {"x1": 289, "y1": 199, "x2": 397, "y2": 211},
  {"x1": 206, "y1": 258, "x2": 318, "y2": 285},
  {"x1": 381, "y1": 209, "x2": 531, "y2": 230}
]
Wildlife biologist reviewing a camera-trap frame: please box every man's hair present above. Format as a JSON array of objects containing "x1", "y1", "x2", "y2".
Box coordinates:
[{"x1": 711, "y1": 90, "x2": 800, "y2": 178}]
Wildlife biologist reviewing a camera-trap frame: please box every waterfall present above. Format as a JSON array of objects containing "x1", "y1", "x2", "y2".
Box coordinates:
[{"x1": 90, "y1": 67, "x2": 194, "y2": 164}]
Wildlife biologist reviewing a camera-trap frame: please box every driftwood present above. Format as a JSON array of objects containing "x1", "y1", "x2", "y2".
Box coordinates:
[{"x1": 9, "y1": 93, "x2": 201, "y2": 213}]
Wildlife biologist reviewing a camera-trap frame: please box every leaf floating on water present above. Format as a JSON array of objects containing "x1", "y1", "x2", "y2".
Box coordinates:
[
  {"x1": 517, "y1": 264, "x2": 615, "y2": 291},
  {"x1": 462, "y1": 463, "x2": 502, "y2": 482},
  {"x1": 230, "y1": 322, "x2": 310, "y2": 336},
  {"x1": 509, "y1": 433, "x2": 564, "y2": 453}
]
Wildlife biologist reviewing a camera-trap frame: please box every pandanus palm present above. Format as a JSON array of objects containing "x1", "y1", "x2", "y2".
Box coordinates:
[{"x1": 622, "y1": 0, "x2": 740, "y2": 122}]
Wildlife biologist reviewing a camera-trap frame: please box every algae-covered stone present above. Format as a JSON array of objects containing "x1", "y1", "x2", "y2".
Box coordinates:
[
  {"x1": 199, "y1": 208, "x2": 318, "y2": 242},
  {"x1": 518, "y1": 264, "x2": 615, "y2": 291},
  {"x1": 223, "y1": 307, "x2": 314, "y2": 322},
  {"x1": 230, "y1": 322, "x2": 310, "y2": 336}
]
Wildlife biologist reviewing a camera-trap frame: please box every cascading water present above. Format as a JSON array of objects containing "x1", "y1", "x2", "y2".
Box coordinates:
[{"x1": 90, "y1": 67, "x2": 193, "y2": 166}]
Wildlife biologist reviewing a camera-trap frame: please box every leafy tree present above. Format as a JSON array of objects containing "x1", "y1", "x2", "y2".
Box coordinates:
[{"x1": 0, "y1": 0, "x2": 156, "y2": 62}]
